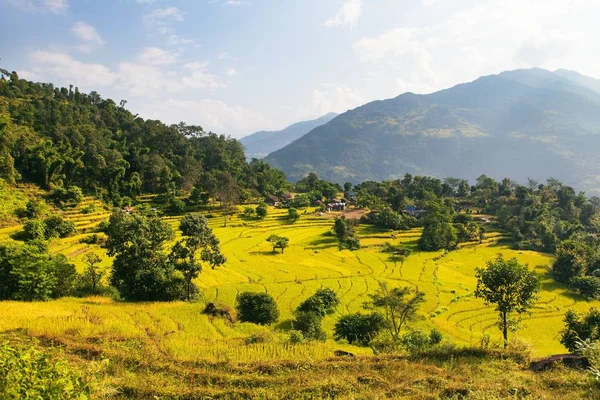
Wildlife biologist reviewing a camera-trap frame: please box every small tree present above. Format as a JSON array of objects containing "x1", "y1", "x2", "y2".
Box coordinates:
[
  {"x1": 256, "y1": 203, "x2": 268, "y2": 220},
  {"x1": 267, "y1": 234, "x2": 289, "y2": 254},
  {"x1": 560, "y1": 308, "x2": 600, "y2": 352},
  {"x1": 334, "y1": 216, "x2": 360, "y2": 250},
  {"x1": 292, "y1": 311, "x2": 326, "y2": 341},
  {"x1": 170, "y1": 214, "x2": 226, "y2": 301},
  {"x1": 474, "y1": 255, "x2": 540, "y2": 348},
  {"x1": 334, "y1": 313, "x2": 385, "y2": 346},
  {"x1": 288, "y1": 207, "x2": 300, "y2": 222},
  {"x1": 296, "y1": 288, "x2": 340, "y2": 317},
  {"x1": 81, "y1": 253, "x2": 104, "y2": 292},
  {"x1": 364, "y1": 282, "x2": 425, "y2": 344},
  {"x1": 236, "y1": 292, "x2": 279, "y2": 325}
]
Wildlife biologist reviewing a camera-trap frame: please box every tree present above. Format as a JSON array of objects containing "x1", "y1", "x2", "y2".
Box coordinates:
[
  {"x1": 81, "y1": 253, "x2": 104, "y2": 293},
  {"x1": 292, "y1": 311, "x2": 326, "y2": 341},
  {"x1": 552, "y1": 240, "x2": 592, "y2": 283},
  {"x1": 267, "y1": 234, "x2": 289, "y2": 254},
  {"x1": 364, "y1": 283, "x2": 425, "y2": 344},
  {"x1": 296, "y1": 288, "x2": 340, "y2": 317},
  {"x1": 334, "y1": 216, "x2": 360, "y2": 250},
  {"x1": 288, "y1": 207, "x2": 300, "y2": 222},
  {"x1": 216, "y1": 171, "x2": 240, "y2": 227},
  {"x1": 256, "y1": 203, "x2": 268, "y2": 219},
  {"x1": 334, "y1": 313, "x2": 385, "y2": 346},
  {"x1": 106, "y1": 210, "x2": 184, "y2": 301},
  {"x1": 236, "y1": 292, "x2": 279, "y2": 325},
  {"x1": 474, "y1": 255, "x2": 540, "y2": 348},
  {"x1": 570, "y1": 276, "x2": 600, "y2": 299},
  {"x1": 560, "y1": 308, "x2": 600, "y2": 352},
  {"x1": 170, "y1": 214, "x2": 226, "y2": 301}
]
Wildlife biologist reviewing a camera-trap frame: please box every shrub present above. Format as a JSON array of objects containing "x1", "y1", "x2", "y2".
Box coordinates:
[
  {"x1": 245, "y1": 332, "x2": 272, "y2": 345},
  {"x1": 43, "y1": 215, "x2": 76, "y2": 239},
  {"x1": 297, "y1": 288, "x2": 340, "y2": 317},
  {"x1": 570, "y1": 276, "x2": 600, "y2": 299},
  {"x1": 81, "y1": 204, "x2": 96, "y2": 214},
  {"x1": 288, "y1": 330, "x2": 305, "y2": 344},
  {"x1": 236, "y1": 292, "x2": 279, "y2": 325},
  {"x1": 256, "y1": 203, "x2": 268, "y2": 219},
  {"x1": 292, "y1": 311, "x2": 326, "y2": 341},
  {"x1": 400, "y1": 330, "x2": 431, "y2": 353},
  {"x1": 203, "y1": 302, "x2": 235, "y2": 322},
  {"x1": 288, "y1": 207, "x2": 300, "y2": 222},
  {"x1": 243, "y1": 207, "x2": 255, "y2": 217},
  {"x1": 169, "y1": 198, "x2": 186, "y2": 214},
  {"x1": 334, "y1": 313, "x2": 385, "y2": 346},
  {"x1": 429, "y1": 328, "x2": 443, "y2": 346},
  {"x1": 576, "y1": 340, "x2": 600, "y2": 383},
  {"x1": 560, "y1": 308, "x2": 600, "y2": 352},
  {"x1": 0, "y1": 341, "x2": 97, "y2": 399},
  {"x1": 24, "y1": 200, "x2": 46, "y2": 219},
  {"x1": 22, "y1": 219, "x2": 46, "y2": 241}
]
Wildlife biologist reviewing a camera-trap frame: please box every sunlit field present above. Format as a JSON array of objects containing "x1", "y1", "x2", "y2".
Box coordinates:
[{"x1": 1, "y1": 197, "x2": 598, "y2": 365}]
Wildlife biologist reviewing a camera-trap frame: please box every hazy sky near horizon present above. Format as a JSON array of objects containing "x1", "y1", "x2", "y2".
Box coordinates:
[{"x1": 2, "y1": 0, "x2": 600, "y2": 137}]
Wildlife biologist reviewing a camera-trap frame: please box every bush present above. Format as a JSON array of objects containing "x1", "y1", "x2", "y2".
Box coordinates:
[
  {"x1": 288, "y1": 330, "x2": 305, "y2": 344},
  {"x1": 297, "y1": 288, "x2": 340, "y2": 317},
  {"x1": 429, "y1": 328, "x2": 443, "y2": 346},
  {"x1": 203, "y1": 302, "x2": 235, "y2": 322},
  {"x1": 570, "y1": 276, "x2": 600, "y2": 299},
  {"x1": 169, "y1": 198, "x2": 186, "y2": 214},
  {"x1": 24, "y1": 200, "x2": 46, "y2": 219},
  {"x1": 243, "y1": 207, "x2": 255, "y2": 217},
  {"x1": 292, "y1": 311, "x2": 326, "y2": 341},
  {"x1": 560, "y1": 308, "x2": 600, "y2": 352},
  {"x1": 81, "y1": 204, "x2": 96, "y2": 214},
  {"x1": 256, "y1": 203, "x2": 268, "y2": 219},
  {"x1": 236, "y1": 292, "x2": 279, "y2": 325},
  {"x1": 22, "y1": 219, "x2": 46, "y2": 241},
  {"x1": 43, "y1": 215, "x2": 76, "y2": 239},
  {"x1": 288, "y1": 207, "x2": 300, "y2": 222},
  {"x1": 400, "y1": 330, "x2": 431, "y2": 353},
  {"x1": 245, "y1": 332, "x2": 272, "y2": 345},
  {"x1": 0, "y1": 341, "x2": 98, "y2": 399},
  {"x1": 334, "y1": 313, "x2": 385, "y2": 346}
]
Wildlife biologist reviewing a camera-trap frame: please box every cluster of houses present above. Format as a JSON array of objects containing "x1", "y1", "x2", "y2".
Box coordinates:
[{"x1": 265, "y1": 193, "x2": 294, "y2": 207}]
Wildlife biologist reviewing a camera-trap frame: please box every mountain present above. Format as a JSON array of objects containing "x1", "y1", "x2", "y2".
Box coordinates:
[
  {"x1": 240, "y1": 113, "x2": 338, "y2": 159},
  {"x1": 265, "y1": 68, "x2": 600, "y2": 194}
]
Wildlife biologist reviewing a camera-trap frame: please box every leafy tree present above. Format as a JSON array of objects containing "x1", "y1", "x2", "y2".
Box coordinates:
[
  {"x1": 296, "y1": 288, "x2": 340, "y2": 317},
  {"x1": 24, "y1": 200, "x2": 45, "y2": 219},
  {"x1": 236, "y1": 292, "x2": 279, "y2": 325},
  {"x1": 189, "y1": 186, "x2": 209, "y2": 205},
  {"x1": 570, "y1": 276, "x2": 600, "y2": 299},
  {"x1": 22, "y1": 219, "x2": 46, "y2": 242},
  {"x1": 334, "y1": 216, "x2": 360, "y2": 250},
  {"x1": 170, "y1": 214, "x2": 226, "y2": 301},
  {"x1": 267, "y1": 234, "x2": 289, "y2": 254},
  {"x1": 169, "y1": 198, "x2": 186, "y2": 214},
  {"x1": 43, "y1": 215, "x2": 76, "y2": 239},
  {"x1": 292, "y1": 311, "x2": 326, "y2": 341},
  {"x1": 106, "y1": 210, "x2": 183, "y2": 301},
  {"x1": 256, "y1": 203, "x2": 268, "y2": 219},
  {"x1": 560, "y1": 308, "x2": 600, "y2": 352},
  {"x1": 288, "y1": 207, "x2": 300, "y2": 222},
  {"x1": 552, "y1": 240, "x2": 592, "y2": 283},
  {"x1": 364, "y1": 282, "x2": 426, "y2": 343},
  {"x1": 474, "y1": 255, "x2": 540, "y2": 348},
  {"x1": 80, "y1": 253, "x2": 105, "y2": 293},
  {"x1": 334, "y1": 313, "x2": 385, "y2": 346}
]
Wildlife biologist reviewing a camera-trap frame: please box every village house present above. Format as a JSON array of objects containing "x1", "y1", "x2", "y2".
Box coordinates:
[
  {"x1": 265, "y1": 195, "x2": 281, "y2": 207},
  {"x1": 403, "y1": 205, "x2": 427, "y2": 218}
]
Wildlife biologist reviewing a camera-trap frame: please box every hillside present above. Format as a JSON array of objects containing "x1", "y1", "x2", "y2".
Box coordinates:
[
  {"x1": 265, "y1": 68, "x2": 600, "y2": 193},
  {"x1": 240, "y1": 112, "x2": 338, "y2": 159}
]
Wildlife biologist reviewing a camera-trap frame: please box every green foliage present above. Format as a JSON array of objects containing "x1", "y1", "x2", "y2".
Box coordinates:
[
  {"x1": 256, "y1": 203, "x2": 268, "y2": 219},
  {"x1": 570, "y1": 276, "x2": 600, "y2": 299},
  {"x1": 552, "y1": 240, "x2": 592, "y2": 283},
  {"x1": 363, "y1": 208, "x2": 414, "y2": 230},
  {"x1": 288, "y1": 207, "x2": 300, "y2": 222},
  {"x1": 296, "y1": 288, "x2": 340, "y2": 317},
  {"x1": 267, "y1": 234, "x2": 289, "y2": 254},
  {"x1": 399, "y1": 329, "x2": 442, "y2": 353},
  {"x1": 560, "y1": 308, "x2": 600, "y2": 352},
  {"x1": 418, "y1": 201, "x2": 457, "y2": 251},
  {"x1": 106, "y1": 210, "x2": 183, "y2": 301},
  {"x1": 334, "y1": 313, "x2": 385, "y2": 346},
  {"x1": 171, "y1": 213, "x2": 226, "y2": 301},
  {"x1": 292, "y1": 311, "x2": 326, "y2": 341},
  {"x1": 77, "y1": 253, "x2": 105, "y2": 295},
  {"x1": 288, "y1": 330, "x2": 305, "y2": 344},
  {"x1": 576, "y1": 340, "x2": 600, "y2": 383},
  {"x1": 169, "y1": 198, "x2": 186, "y2": 214},
  {"x1": 22, "y1": 219, "x2": 46, "y2": 241},
  {"x1": 43, "y1": 215, "x2": 76, "y2": 239},
  {"x1": 365, "y1": 282, "x2": 426, "y2": 343},
  {"x1": 475, "y1": 255, "x2": 540, "y2": 348},
  {"x1": 236, "y1": 292, "x2": 279, "y2": 325},
  {"x1": 0, "y1": 242, "x2": 78, "y2": 301},
  {"x1": 334, "y1": 216, "x2": 360, "y2": 250},
  {"x1": 0, "y1": 341, "x2": 98, "y2": 399},
  {"x1": 24, "y1": 199, "x2": 46, "y2": 219}
]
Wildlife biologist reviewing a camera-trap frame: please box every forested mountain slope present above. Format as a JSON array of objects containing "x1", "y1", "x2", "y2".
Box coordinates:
[
  {"x1": 0, "y1": 70, "x2": 287, "y2": 205},
  {"x1": 240, "y1": 112, "x2": 338, "y2": 159},
  {"x1": 265, "y1": 68, "x2": 600, "y2": 193}
]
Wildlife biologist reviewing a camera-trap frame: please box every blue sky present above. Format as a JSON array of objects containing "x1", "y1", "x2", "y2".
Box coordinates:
[{"x1": 2, "y1": 0, "x2": 600, "y2": 137}]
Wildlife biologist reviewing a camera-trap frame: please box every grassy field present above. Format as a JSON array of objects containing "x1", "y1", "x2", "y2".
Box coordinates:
[{"x1": 1, "y1": 194, "x2": 599, "y2": 397}]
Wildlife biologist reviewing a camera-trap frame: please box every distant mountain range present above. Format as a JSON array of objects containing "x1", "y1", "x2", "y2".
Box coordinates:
[
  {"x1": 240, "y1": 112, "x2": 338, "y2": 159},
  {"x1": 264, "y1": 68, "x2": 600, "y2": 194}
]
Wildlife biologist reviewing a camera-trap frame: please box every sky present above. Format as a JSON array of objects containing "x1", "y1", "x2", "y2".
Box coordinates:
[{"x1": 2, "y1": 0, "x2": 600, "y2": 138}]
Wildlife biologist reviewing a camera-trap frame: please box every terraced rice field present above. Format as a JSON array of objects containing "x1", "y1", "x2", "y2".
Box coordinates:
[{"x1": 0, "y1": 198, "x2": 598, "y2": 363}]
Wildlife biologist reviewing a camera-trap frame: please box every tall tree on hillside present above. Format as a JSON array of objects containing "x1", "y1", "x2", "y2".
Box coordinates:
[
  {"x1": 170, "y1": 214, "x2": 226, "y2": 301},
  {"x1": 474, "y1": 255, "x2": 540, "y2": 348},
  {"x1": 216, "y1": 171, "x2": 240, "y2": 227}
]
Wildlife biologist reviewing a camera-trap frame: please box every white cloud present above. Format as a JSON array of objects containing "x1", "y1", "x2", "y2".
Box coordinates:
[
  {"x1": 226, "y1": 67, "x2": 238, "y2": 76},
  {"x1": 8, "y1": 0, "x2": 67, "y2": 13},
  {"x1": 324, "y1": 0, "x2": 362, "y2": 27},
  {"x1": 139, "y1": 47, "x2": 178, "y2": 65},
  {"x1": 139, "y1": 98, "x2": 272, "y2": 137},
  {"x1": 143, "y1": 6, "x2": 184, "y2": 25},
  {"x1": 210, "y1": 0, "x2": 244, "y2": 5},
  {"x1": 311, "y1": 83, "x2": 365, "y2": 115},
  {"x1": 28, "y1": 50, "x2": 116, "y2": 87},
  {"x1": 71, "y1": 22, "x2": 105, "y2": 52}
]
